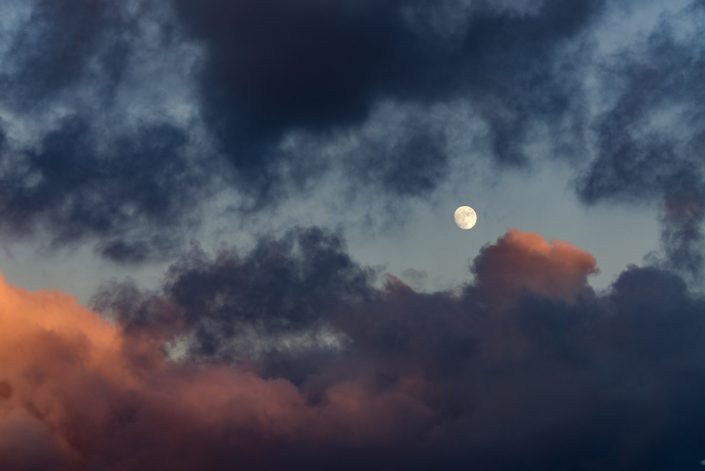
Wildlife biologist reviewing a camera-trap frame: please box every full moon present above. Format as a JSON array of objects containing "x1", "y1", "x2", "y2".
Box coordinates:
[{"x1": 454, "y1": 206, "x2": 477, "y2": 230}]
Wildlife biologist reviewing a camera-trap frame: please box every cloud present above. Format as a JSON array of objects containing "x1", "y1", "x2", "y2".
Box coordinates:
[
  {"x1": 578, "y1": 2, "x2": 705, "y2": 274},
  {"x1": 79, "y1": 228, "x2": 705, "y2": 469},
  {"x1": 0, "y1": 0, "x2": 211, "y2": 262},
  {"x1": 472, "y1": 229, "x2": 597, "y2": 307},
  {"x1": 0, "y1": 268, "x2": 436, "y2": 469},
  {"x1": 94, "y1": 227, "x2": 374, "y2": 361},
  {"x1": 0, "y1": 0, "x2": 703, "y2": 273},
  {"x1": 0, "y1": 117, "x2": 209, "y2": 262},
  {"x1": 2, "y1": 0, "x2": 120, "y2": 104},
  {"x1": 172, "y1": 0, "x2": 602, "y2": 181},
  {"x1": 3, "y1": 0, "x2": 705, "y2": 464}
]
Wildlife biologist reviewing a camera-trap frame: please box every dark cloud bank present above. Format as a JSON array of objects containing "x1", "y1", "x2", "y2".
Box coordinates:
[
  {"x1": 171, "y1": 0, "x2": 599, "y2": 165},
  {"x1": 0, "y1": 227, "x2": 703, "y2": 469}
]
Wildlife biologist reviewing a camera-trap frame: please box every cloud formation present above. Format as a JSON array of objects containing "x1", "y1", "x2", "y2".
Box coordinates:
[
  {"x1": 0, "y1": 0, "x2": 608, "y2": 259},
  {"x1": 579, "y1": 2, "x2": 705, "y2": 273},
  {"x1": 2, "y1": 1, "x2": 705, "y2": 468},
  {"x1": 472, "y1": 228, "x2": 597, "y2": 307},
  {"x1": 0, "y1": 0, "x2": 703, "y2": 271},
  {"x1": 0, "y1": 265, "x2": 431, "y2": 469},
  {"x1": 0, "y1": 0, "x2": 216, "y2": 262},
  {"x1": 0, "y1": 228, "x2": 690, "y2": 469},
  {"x1": 173, "y1": 0, "x2": 601, "y2": 167}
]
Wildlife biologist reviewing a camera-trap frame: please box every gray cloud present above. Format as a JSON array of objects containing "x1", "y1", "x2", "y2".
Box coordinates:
[{"x1": 579, "y1": 3, "x2": 705, "y2": 273}]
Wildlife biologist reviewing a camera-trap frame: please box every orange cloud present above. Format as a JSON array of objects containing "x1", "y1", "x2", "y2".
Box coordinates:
[
  {"x1": 473, "y1": 229, "x2": 597, "y2": 308},
  {"x1": 0, "y1": 274, "x2": 431, "y2": 469}
]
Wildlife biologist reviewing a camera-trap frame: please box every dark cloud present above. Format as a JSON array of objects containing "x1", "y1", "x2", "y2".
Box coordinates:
[
  {"x1": 173, "y1": 0, "x2": 602, "y2": 178},
  {"x1": 3, "y1": 0, "x2": 705, "y2": 466},
  {"x1": 82, "y1": 228, "x2": 705, "y2": 469},
  {"x1": 0, "y1": 116, "x2": 206, "y2": 262},
  {"x1": 0, "y1": 0, "x2": 213, "y2": 262},
  {"x1": 1, "y1": 0, "x2": 703, "y2": 271},
  {"x1": 579, "y1": 3, "x2": 705, "y2": 273},
  {"x1": 0, "y1": 0, "x2": 705, "y2": 467},
  {"x1": 358, "y1": 121, "x2": 449, "y2": 197},
  {"x1": 9, "y1": 0, "x2": 699, "y2": 267},
  {"x1": 96, "y1": 227, "x2": 374, "y2": 359},
  {"x1": 2, "y1": 0, "x2": 128, "y2": 106}
]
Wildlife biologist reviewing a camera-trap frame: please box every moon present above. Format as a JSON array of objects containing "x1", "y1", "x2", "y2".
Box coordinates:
[{"x1": 454, "y1": 206, "x2": 477, "y2": 230}]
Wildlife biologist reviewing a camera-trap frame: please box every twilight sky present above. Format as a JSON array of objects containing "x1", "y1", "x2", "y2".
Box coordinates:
[{"x1": 0, "y1": 0, "x2": 705, "y2": 469}]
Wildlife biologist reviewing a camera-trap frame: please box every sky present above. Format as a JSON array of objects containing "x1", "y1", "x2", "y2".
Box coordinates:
[{"x1": 1, "y1": 0, "x2": 705, "y2": 469}]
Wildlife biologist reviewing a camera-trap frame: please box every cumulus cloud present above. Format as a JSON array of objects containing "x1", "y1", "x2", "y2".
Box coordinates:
[
  {"x1": 0, "y1": 268, "x2": 432, "y2": 469},
  {"x1": 71, "y1": 228, "x2": 705, "y2": 469},
  {"x1": 472, "y1": 229, "x2": 597, "y2": 307}
]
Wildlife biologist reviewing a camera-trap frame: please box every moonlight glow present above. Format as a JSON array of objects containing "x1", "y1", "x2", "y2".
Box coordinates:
[{"x1": 454, "y1": 206, "x2": 477, "y2": 230}]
